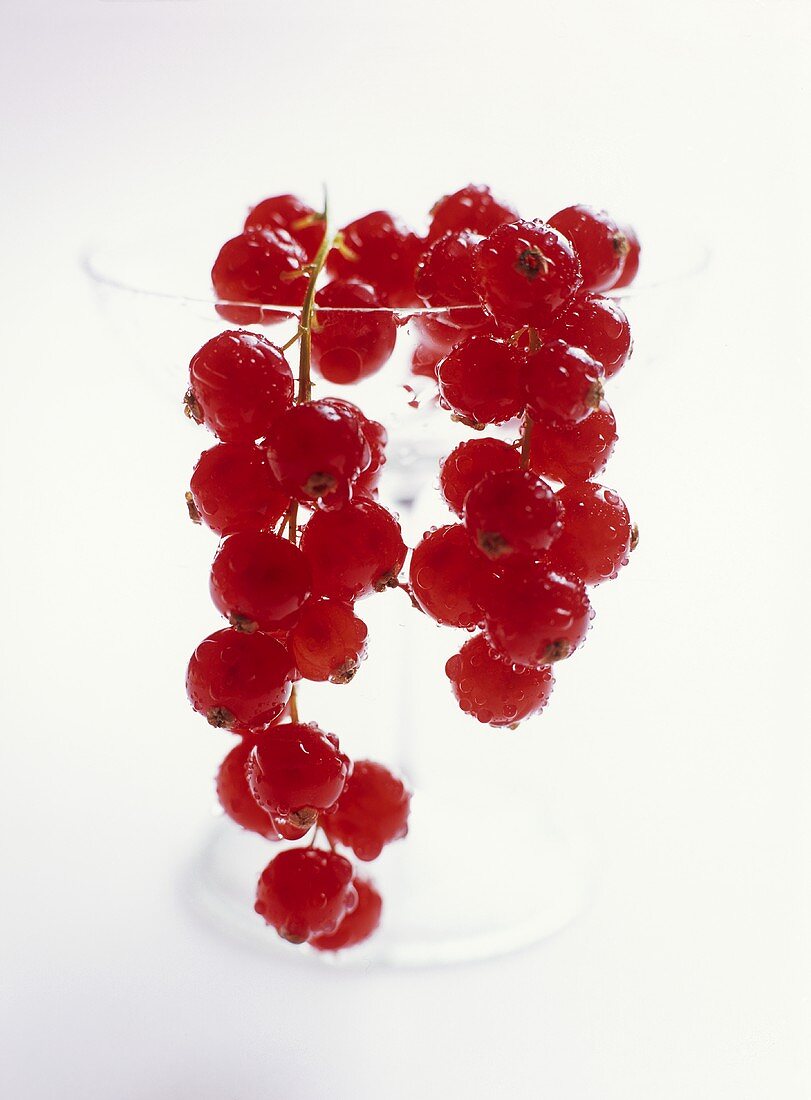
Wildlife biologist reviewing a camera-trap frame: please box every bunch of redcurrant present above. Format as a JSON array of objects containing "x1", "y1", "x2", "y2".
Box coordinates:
[{"x1": 184, "y1": 185, "x2": 640, "y2": 951}]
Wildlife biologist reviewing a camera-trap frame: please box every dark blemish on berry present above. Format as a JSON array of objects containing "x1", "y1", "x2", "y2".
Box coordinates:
[
  {"x1": 207, "y1": 706, "x2": 236, "y2": 729},
  {"x1": 515, "y1": 246, "x2": 551, "y2": 281},
  {"x1": 304, "y1": 471, "x2": 337, "y2": 498}
]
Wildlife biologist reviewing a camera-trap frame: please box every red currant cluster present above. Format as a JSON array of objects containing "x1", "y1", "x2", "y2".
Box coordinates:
[{"x1": 184, "y1": 185, "x2": 640, "y2": 950}]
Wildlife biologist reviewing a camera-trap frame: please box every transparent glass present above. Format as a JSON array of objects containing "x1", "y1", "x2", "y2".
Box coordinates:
[{"x1": 84, "y1": 224, "x2": 709, "y2": 967}]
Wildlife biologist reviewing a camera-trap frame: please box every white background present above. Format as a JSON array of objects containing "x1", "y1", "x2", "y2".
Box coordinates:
[{"x1": 1, "y1": 2, "x2": 809, "y2": 1097}]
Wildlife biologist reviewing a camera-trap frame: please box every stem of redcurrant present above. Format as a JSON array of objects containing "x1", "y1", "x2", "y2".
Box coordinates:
[
  {"x1": 520, "y1": 412, "x2": 534, "y2": 469},
  {"x1": 296, "y1": 198, "x2": 333, "y2": 406},
  {"x1": 288, "y1": 683, "x2": 299, "y2": 724}
]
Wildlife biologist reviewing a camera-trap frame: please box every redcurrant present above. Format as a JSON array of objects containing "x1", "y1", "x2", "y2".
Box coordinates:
[
  {"x1": 210, "y1": 530, "x2": 311, "y2": 633},
  {"x1": 327, "y1": 211, "x2": 422, "y2": 308},
  {"x1": 427, "y1": 184, "x2": 518, "y2": 243},
  {"x1": 186, "y1": 628, "x2": 293, "y2": 730},
  {"x1": 437, "y1": 334, "x2": 524, "y2": 426},
  {"x1": 439, "y1": 437, "x2": 520, "y2": 516},
  {"x1": 322, "y1": 760, "x2": 410, "y2": 861},
  {"x1": 409, "y1": 524, "x2": 490, "y2": 629},
  {"x1": 524, "y1": 339, "x2": 603, "y2": 423},
  {"x1": 548, "y1": 204, "x2": 628, "y2": 292},
  {"x1": 188, "y1": 442, "x2": 289, "y2": 536},
  {"x1": 216, "y1": 736, "x2": 278, "y2": 839},
  {"x1": 289, "y1": 598, "x2": 368, "y2": 683},
  {"x1": 244, "y1": 194, "x2": 325, "y2": 261},
  {"x1": 610, "y1": 223, "x2": 641, "y2": 289},
  {"x1": 300, "y1": 499, "x2": 407, "y2": 602},
  {"x1": 548, "y1": 481, "x2": 632, "y2": 584},
  {"x1": 415, "y1": 230, "x2": 489, "y2": 330},
  {"x1": 255, "y1": 847, "x2": 357, "y2": 943},
  {"x1": 547, "y1": 293, "x2": 632, "y2": 379},
  {"x1": 312, "y1": 280, "x2": 397, "y2": 384},
  {"x1": 464, "y1": 469, "x2": 563, "y2": 559},
  {"x1": 310, "y1": 877, "x2": 382, "y2": 951},
  {"x1": 529, "y1": 400, "x2": 617, "y2": 483},
  {"x1": 211, "y1": 228, "x2": 307, "y2": 325},
  {"x1": 446, "y1": 633, "x2": 554, "y2": 726},
  {"x1": 246, "y1": 722, "x2": 350, "y2": 825}
]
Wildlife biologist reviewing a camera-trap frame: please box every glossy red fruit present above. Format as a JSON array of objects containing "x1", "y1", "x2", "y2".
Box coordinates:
[
  {"x1": 255, "y1": 847, "x2": 357, "y2": 944},
  {"x1": 244, "y1": 194, "x2": 325, "y2": 261},
  {"x1": 415, "y1": 230, "x2": 489, "y2": 331},
  {"x1": 548, "y1": 294, "x2": 632, "y2": 379},
  {"x1": 427, "y1": 184, "x2": 518, "y2": 243},
  {"x1": 464, "y1": 469, "x2": 563, "y2": 560},
  {"x1": 483, "y1": 558, "x2": 592, "y2": 666},
  {"x1": 312, "y1": 280, "x2": 397, "y2": 384},
  {"x1": 186, "y1": 330, "x2": 294, "y2": 443},
  {"x1": 186, "y1": 628, "x2": 293, "y2": 730},
  {"x1": 610, "y1": 223, "x2": 641, "y2": 289},
  {"x1": 439, "y1": 437, "x2": 520, "y2": 516},
  {"x1": 409, "y1": 524, "x2": 490, "y2": 629},
  {"x1": 310, "y1": 877, "x2": 382, "y2": 951},
  {"x1": 474, "y1": 220, "x2": 582, "y2": 332},
  {"x1": 322, "y1": 761, "x2": 410, "y2": 861},
  {"x1": 216, "y1": 736, "x2": 278, "y2": 839},
  {"x1": 265, "y1": 399, "x2": 370, "y2": 507},
  {"x1": 210, "y1": 531, "x2": 311, "y2": 633},
  {"x1": 524, "y1": 339, "x2": 604, "y2": 423},
  {"x1": 188, "y1": 443, "x2": 289, "y2": 536},
  {"x1": 327, "y1": 211, "x2": 423, "y2": 308},
  {"x1": 548, "y1": 481, "x2": 632, "y2": 585},
  {"x1": 411, "y1": 342, "x2": 442, "y2": 380},
  {"x1": 246, "y1": 722, "x2": 350, "y2": 824},
  {"x1": 529, "y1": 401, "x2": 617, "y2": 483},
  {"x1": 211, "y1": 228, "x2": 307, "y2": 325},
  {"x1": 289, "y1": 598, "x2": 368, "y2": 683},
  {"x1": 445, "y1": 633, "x2": 554, "y2": 726},
  {"x1": 437, "y1": 334, "x2": 524, "y2": 426},
  {"x1": 548, "y1": 204, "x2": 629, "y2": 293},
  {"x1": 353, "y1": 414, "x2": 387, "y2": 498},
  {"x1": 300, "y1": 499, "x2": 407, "y2": 602}
]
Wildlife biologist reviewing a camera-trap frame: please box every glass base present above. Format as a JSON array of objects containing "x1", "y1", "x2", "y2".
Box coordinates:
[{"x1": 186, "y1": 792, "x2": 588, "y2": 968}]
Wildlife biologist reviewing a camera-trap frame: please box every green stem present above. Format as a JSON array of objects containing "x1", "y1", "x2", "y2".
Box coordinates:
[{"x1": 296, "y1": 204, "x2": 333, "y2": 405}]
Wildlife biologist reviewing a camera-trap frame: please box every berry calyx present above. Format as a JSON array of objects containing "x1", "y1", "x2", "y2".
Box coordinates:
[
  {"x1": 528, "y1": 400, "x2": 617, "y2": 483},
  {"x1": 255, "y1": 847, "x2": 357, "y2": 944},
  {"x1": 327, "y1": 211, "x2": 422, "y2": 308},
  {"x1": 610, "y1": 223, "x2": 641, "y2": 289},
  {"x1": 439, "y1": 437, "x2": 520, "y2": 516},
  {"x1": 312, "y1": 280, "x2": 397, "y2": 384},
  {"x1": 186, "y1": 628, "x2": 293, "y2": 731},
  {"x1": 547, "y1": 293, "x2": 632, "y2": 379},
  {"x1": 310, "y1": 877, "x2": 382, "y2": 951},
  {"x1": 548, "y1": 481, "x2": 632, "y2": 585},
  {"x1": 548, "y1": 204, "x2": 628, "y2": 293},
  {"x1": 427, "y1": 184, "x2": 518, "y2": 243},
  {"x1": 463, "y1": 469, "x2": 563, "y2": 559},
  {"x1": 322, "y1": 760, "x2": 410, "y2": 861},
  {"x1": 244, "y1": 194, "x2": 326, "y2": 261},
  {"x1": 189, "y1": 443, "x2": 289, "y2": 537},
  {"x1": 246, "y1": 722, "x2": 350, "y2": 820},
  {"x1": 211, "y1": 228, "x2": 308, "y2": 325},
  {"x1": 437, "y1": 334, "x2": 524, "y2": 426},
  {"x1": 523, "y1": 339, "x2": 604, "y2": 423},
  {"x1": 409, "y1": 524, "x2": 490, "y2": 629},
  {"x1": 300, "y1": 499, "x2": 407, "y2": 602},
  {"x1": 289, "y1": 598, "x2": 368, "y2": 683},
  {"x1": 445, "y1": 633, "x2": 554, "y2": 726},
  {"x1": 216, "y1": 736, "x2": 278, "y2": 839},
  {"x1": 210, "y1": 531, "x2": 311, "y2": 633}
]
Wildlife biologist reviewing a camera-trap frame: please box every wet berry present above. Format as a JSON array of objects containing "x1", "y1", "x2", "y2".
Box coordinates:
[
  {"x1": 322, "y1": 760, "x2": 410, "y2": 861},
  {"x1": 439, "y1": 437, "x2": 520, "y2": 515},
  {"x1": 216, "y1": 736, "x2": 277, "y2": 839},
  {"x1": 312, "y1": 280, "x2": 397, "y2": 384},
  {"x1": 411, "y1": 341, "x2": 442, "y2": 380},
  {"x1": 211, "y1": 228, "x2": 307, "y2": 325},
  {"x1": 483, "y1": 557, "x2": 592, "y2": 667},
  {"x1": 610, "y1": 223, "x2": 641, "y2": 289},
  {"x1": 529, "y1": 400, "x2": 617, "y2": 483},
  {"x1": 446, "y1": 633, "x2": 554, "y2": 726},
  {"x1": 289, "y1": 598, "x2": 368, "y2": 683},
  {"x1": 244, "y1": 193, "x2": 325, "y2": 261},
  {"x1": 415, "y1": 230, "x2": 489, "y2": 330},
  {"x1": 300, "y1": 499, "x2": 407, "y2": 602},
  {"x1": 548, "y1": 293, "x2": 632, "y2": 379},
  {"x1": 524, "y1": 339, "x2": 603, "y2": 423},
  {"x1": 548, "y1": 481, "x2": 632, "y2": 585},
  {"x1": 464, "y1": 469, "x2": 563, "y2": 560},
  {"x1": 409, "y1": 524, "x2": 490, "y2": 629},
  {"x1": 427, "y1": 183, "x2": 518, "y2": 243},
  {"x1": 210, "y1": 531, "x2": 311, "y2": 633},
  {"x1": 548, "y1": 204, "x2": 628, "y2": 293},
  {"x1": 437, "y1": 334, "x2": 524, "y2": 426},
  {"x1": 188, "y1": 442, "x2": 289, "y2": 536},
  {"x1": 185, "y1": 331, "x2": 294, "y2": 443},
  {"x1": 246, "y1": 722, "x2": 350, "y2": 824},
  {"x1": 255, "y1": 847, "x2": 357, "y2": 943},
  {"x1": 327, "y1": 211, "x2": 422, "y2": 308},
  {"x1": 186, "y1": 628, "x2": 293, "y2": 730},
  {"x1": 310, "y1": 877, "x2": 382, "y2": 952},
  {"x1": 474, "y1": 219, "x2": 582, "y2": 332}
]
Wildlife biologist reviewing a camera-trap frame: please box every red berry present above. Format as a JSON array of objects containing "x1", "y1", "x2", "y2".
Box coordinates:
[
  {"x1": 437, "y1": 334, "x2": 524, "y2": 426},
  {"x1": 246, "y1": 722, "x2": 350, "y2": 824},
  {"x1": 185, "y1": 331, "x2": 294, "y2": 443},
  {"x1": 474, "y1": 220, "x2": 582, "y2": 332},
  {"x1": 265, "y1": 399, "x2": 370, "y2": 507},
  {"x1": 548, "y1": 481, "x2": 632, "y2": 585},
  {"x1": 188, "y1": 443, "x2": 289, "y2": 536},
  {"x1": 411, "y1": 341, "x2": 442, "y2": 380},
  {"x1": 312, "y1": 280, "x2": 397, "y2": 384},
  {"x1": 547, "y1": 294, "x2": 632, "y2": 379},
  {"x1": 310, "y1": 877, "x2": 382, "y2": 951},
  {"x1": 186, "y1": 628, "x2": 293, "y2": 730},
  {"x1": 409, "y1": 524, "x2": 490, "y2": 629},
  {"x1": 445, "y1": 633, "x2": 554, "y2": 726},
  {"x1": 483, "y1": 558, "x2": 592, "y2": 666},
  {"x1": 300, "y1": 499, "x2": 407, "y2": 602},
  {"x1": 439, "y1": 437, "x2": 520, "y2": 516},
  {"x1": 210, "y1": 531, "x2": 311, "y2": 633},
  {"x1": 609, "y1": 223, "x2": 641, "y2": 289},
  {"x1": 289, "y1": 598, "x2": 368, "y2": 683},
  {"x1": 327, "y1": 211, "x2": 422, "y2": 308},
  {"x1": 216, "y1": 736, "x2": 278, "y2": 839},
  {"x1": 211, "y1": 228, "x2": 307, "y2": 325},
  {"x1": 322, "y1": 760, "x2": 410, "y2": 861},
  {"x1": 548, "y1": 204, "x2": 629, "y2": 293},
  {"x1": 427, "y1": 184, "x2": 518, "y2": 243},
  {"x1": 524, "y1": 339, "x2": 604, "y2": 423},
  {"x1": 415, "y1": 230, "x2": 489, "y2": 330},
  {"x1": 463, "y1": 469, "x2": 562, "y2": 560},
  {"x1": 255, "y1": 847, "x2": 357, "y2": 944},
  {"x1": 353, "y1": 414, "x2": 387, "y2": 498},
  {"x1": 529, "y1": 400, "x2": 617, "y2": 483},
  {"x1": 244, "y1": 194, "x2": 325, "y2": 261}
]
